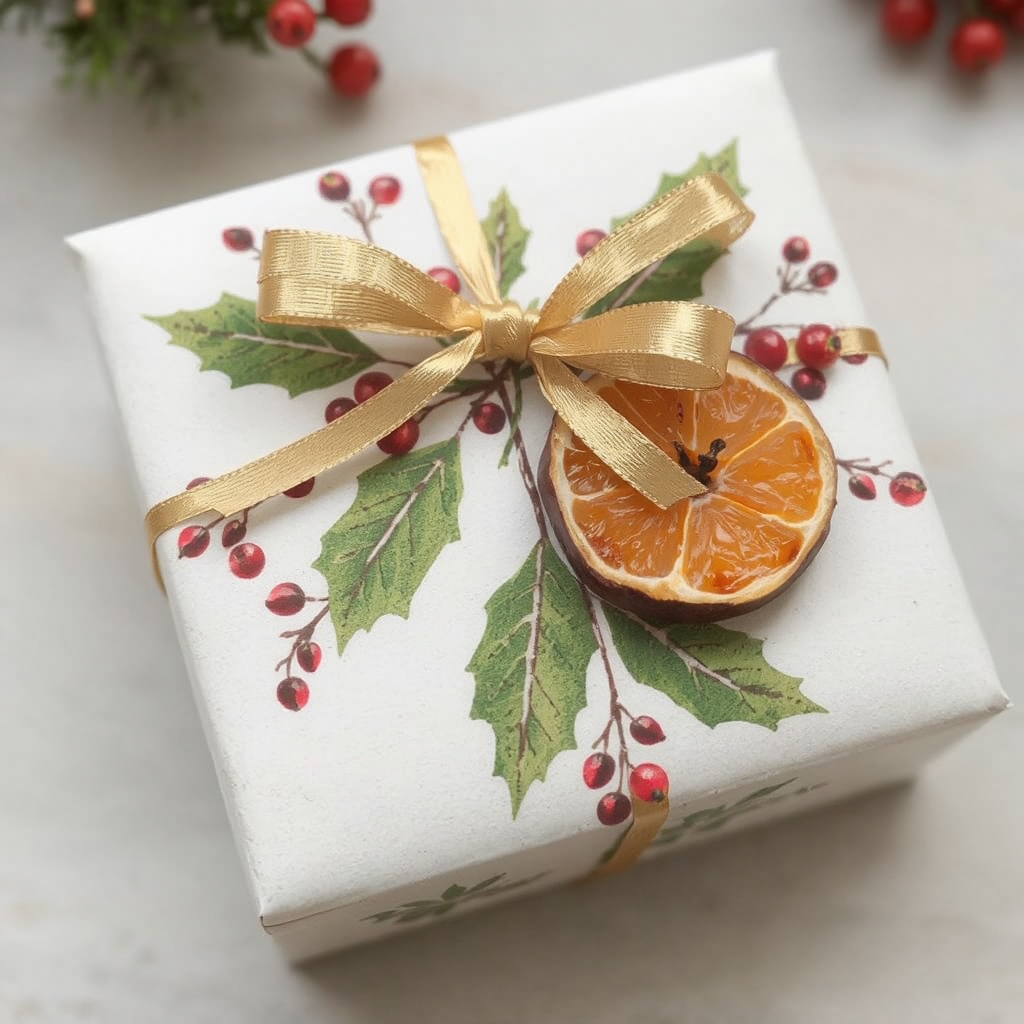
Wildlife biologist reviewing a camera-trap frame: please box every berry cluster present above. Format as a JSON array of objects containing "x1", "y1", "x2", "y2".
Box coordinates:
[
  {"x1": 734, "y1": 235, "x2": 929, "y2": 509},
  {"x1": 839, "y1": 458, "x2": 928, "y2": 506},
  {"x1": 585, "y1": 704, "x2": 670, "y2": 827},
  {"x1": 738, "y1": 236, "x2": 858, "y2": 402},
  {"x1": 265, "y1": 0, "x2": 380, "y2": 97},
  {"x1": 264, "y1": 581, "x2": 331, "y2": 710},
  {"x1": 881, "y1": 0, "x2": 1020, "y2": 73},
  {"x1": 175, "y1": 477, "x2": 270, "y2": 578},
  {"x1": 324, "y1": 370, "x2": 509, "y2": 455}
]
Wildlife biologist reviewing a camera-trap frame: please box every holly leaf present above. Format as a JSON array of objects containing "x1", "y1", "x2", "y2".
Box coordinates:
[
  {"x1": 587, "y1": 140, "x2": 747, "y2": 316},
  {"x1": 468, "y1": 541, "x2": 596, "y2": 816},
  {"x1": 147, "y1": 293, "x2": 379, "y2": 397},
  {"x1": 603, "y1": 609, "x2": 825, "y2": 729},
  {"x1": 480, "y1": 189, "x2": 530, "y2": 299},
  {"x1": 313, "y1": 439, "x2": 463, "y2": 657},
  {"x1": 641, "y1": 139, "x2": 748, "y2": 210}
]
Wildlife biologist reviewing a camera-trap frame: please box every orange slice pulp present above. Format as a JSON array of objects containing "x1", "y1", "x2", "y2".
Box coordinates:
[{"x1": 542, "y1": 354, "x2": 837, "y2": 622}]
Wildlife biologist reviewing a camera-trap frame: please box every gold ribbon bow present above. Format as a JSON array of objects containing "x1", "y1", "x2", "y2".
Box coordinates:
[{"x1": 145, "y1": 136, "x2": 755, "y2": 576}]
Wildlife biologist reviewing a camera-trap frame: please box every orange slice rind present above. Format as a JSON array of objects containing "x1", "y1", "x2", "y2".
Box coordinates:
[{"x1": 541, "y1": 354, "x2": 837, "y2": 623}]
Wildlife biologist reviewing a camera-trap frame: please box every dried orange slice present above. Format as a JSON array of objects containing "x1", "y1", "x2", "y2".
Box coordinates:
[{"x1": 541, "y1": 354, "x2": 837, "y2": 622}]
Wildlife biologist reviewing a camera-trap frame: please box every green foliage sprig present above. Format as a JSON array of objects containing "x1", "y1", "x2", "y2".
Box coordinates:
[{"x1": 0, "y1": 0, "x2": 272, "y2": 113}]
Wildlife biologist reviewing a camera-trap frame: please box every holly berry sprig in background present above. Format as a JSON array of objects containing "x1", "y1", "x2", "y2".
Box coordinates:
[
  {"x1": 266, "y1": 0, "x2": 380, "y2": 98},
  {"x1": 880, "y1": 0, "x2": 1023, "y2": 73},
  {"x1": 0, "y1": 0, "x2": 380, "y2": 113}
]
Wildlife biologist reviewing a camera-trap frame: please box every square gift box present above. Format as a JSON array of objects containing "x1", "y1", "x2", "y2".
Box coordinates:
[{"x1": 68, "y1": 51, "x2": 1006, "y2": 962}]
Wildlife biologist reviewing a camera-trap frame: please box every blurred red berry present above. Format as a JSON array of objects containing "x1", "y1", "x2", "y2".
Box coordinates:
[
  {"x1": 881, "y1": 0, "x2": 937, "y2": 43},
  {"x1": 328, "y1": 44, "x2": 380, "y2": 97},
  {"x1": 325, "y1": 0, "x2": 371, "y2": 26},
  {"x1": 949, "y1": 18, "x2": 1006, "y2": 72},
  {"x1": 267, "y1": 0, "x2": 316, "y2": 47}
]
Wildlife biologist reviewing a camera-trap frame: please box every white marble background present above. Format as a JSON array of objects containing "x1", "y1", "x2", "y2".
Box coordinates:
[{"x1": 1, "y1": 1, "x2": 1021, "y2": 1021}]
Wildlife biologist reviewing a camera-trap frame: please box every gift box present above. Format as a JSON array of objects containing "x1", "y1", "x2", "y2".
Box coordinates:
[{"x1": 68, "y1": 51, "x2": 1006, "y2": 962}]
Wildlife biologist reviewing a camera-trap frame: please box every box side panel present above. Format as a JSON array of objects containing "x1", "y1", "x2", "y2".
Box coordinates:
[{"x1": 268, "y1": 712, "x2": 993, "y2": 963}]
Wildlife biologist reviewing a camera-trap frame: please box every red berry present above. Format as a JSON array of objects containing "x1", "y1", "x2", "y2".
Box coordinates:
[
  {"x1": 318, "y1": 172, "x2": 351, "y2": 201},
  {"x1": 472, "y1": 402, "x2": 507, "y2": 435},
  {"x1": 950, "y1": 18, "x2": 1006, "y2": 72},
  {"x1": 295, "y1": 641, "x2": 322, "y2": 673},
  {"x1": 597, "y1": 792, "x2": 632, "y2": 826},
  {"x1": 377, "y1": 419, "x2": 419, "y2": 456},
  {"x1": 795, "y1": 323, "x2": 841, "y2": 370},
  {"x1": 582, "y1": 752, "x2": 616, "y2": 790},
  {"x1": 277, "y1": 677, "x2": 309, "y2": 711},
  {"x1": 228, "y1": 543, "x2": 266, "y2": 579},
  {"x1": 266, "y1": 582, "x2": 306, "y2": 616},
  {"x1": 354, "y1": 370, "x2": 393, "y2": 403},
  {"x1": 843, "y1": 353, "x2": 869, "y2": 365},
  {"x1": 325, "y1": 396, "x2": 357, "y2": 423},
  {"x1": 791, "y1": 366, "x2": 827, "y2": 401},
  {"x1": 186, "y1": 476, "x2": 211, "y2": 490},
  {"x1": 222, "y1": 227, "x2": 253, "y2": 252},
  {"x1": 881, "y1": 0, "x2": 937, "y2": 43},
  {"x1": 368, "y1": 174, "x2": 401, "y2": 205},
  {"x1": 629, "y1": 715, "x2": 666, "y2": 745},
  {"x1": 808, "y1": 262, "x2": 838, "y2": 289},
  {"x1": 427, "y1": 267, "x2": 461, "y2": 293},
  {"x1": 848, "y1": 474, "x2": 877, "y2": 501},
  {"x1": 266, "y1": 0, "x2": 316, "y2": 47},
  {"x1": 177, "y1": 525, "x2": 210, "y2": 559},
  {"x1": 284, "y1": 477, "x2": 315, "y2": 499},
  {"x1": 889, "y1": 472, "x2": 927, "y2": 507},
  {"x1": 576, "y1": 229, "x2": 607, "y2": 257},
  {"x1": 629, "y1": 763, "x2": 669, "y2": 803},
  {"x1": 328, "y1": 44, "x2": 380, "y2": 97},
  {"x1": 782, "y1": 236, "x2": 810, "y2": 263},
  {"x1": 743, "y1": 328, "x2": 789, "y2": 371},
  {"x1": 221, "y1": 518, "x2": 247, "y2": 547},
  {"x1": 325, "y1": 0, "x2": 371, "y2": 26}
]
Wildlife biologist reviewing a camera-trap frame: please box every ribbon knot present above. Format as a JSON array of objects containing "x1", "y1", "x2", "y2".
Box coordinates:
[
  {"x1": 479, "y1": 301, "x2": 537, "y2": 364},
  {"x1": 143, "y1": 135, "x2": 758, "y2": 582}
]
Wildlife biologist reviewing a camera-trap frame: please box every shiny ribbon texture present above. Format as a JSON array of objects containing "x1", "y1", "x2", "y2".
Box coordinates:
[{"x1": 144, "y1": 136, "x2": 755, "y2": 576}]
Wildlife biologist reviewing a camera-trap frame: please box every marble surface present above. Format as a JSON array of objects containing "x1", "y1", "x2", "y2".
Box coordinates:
[{"x1": 2, "y1": 1, "x2": 1022, "y2": 1020}]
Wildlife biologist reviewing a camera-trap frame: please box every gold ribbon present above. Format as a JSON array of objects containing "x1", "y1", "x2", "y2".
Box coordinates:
[
  {"x1": 144, "y1": 136, "x2": 754, "y2": 580},
  {"x1": 585, "y1": 782, "x2": 671, "y2": 882}
]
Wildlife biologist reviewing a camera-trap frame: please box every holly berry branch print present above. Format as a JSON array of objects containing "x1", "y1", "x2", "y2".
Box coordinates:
[
  {"x1": 148, "y1": 142, "x2": 827, "y2": 833},
  {"x1": 734, "y1": 233, "x2": 928, "y2": 508},
  {"x1": 363, "y1": 872, "x2": 547, "y2": 926},
  {"x1": 652, "y1": 778, "x2": 826, "y2": 847}
]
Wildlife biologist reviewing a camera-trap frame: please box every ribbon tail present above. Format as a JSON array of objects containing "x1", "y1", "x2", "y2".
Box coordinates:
[
  {"x1": 836, "y1": 327, "x2": 887, "y2": 366},
  {"x1": 144, "y1": 332, "x2": 482, "y2": 588},
  {"x1": 414, "y1": 137, "x2": 502, "y2": 306},
  {"x1": 532, "y1": 355, "x2": 706, "y2": 509}
]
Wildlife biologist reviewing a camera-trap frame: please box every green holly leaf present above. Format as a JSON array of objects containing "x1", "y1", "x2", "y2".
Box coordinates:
[
  {"x1": 588, "y1": 140, "x2": 747, "y2": 316},
  {"x1": 603, "y1": 609, "x2": 825, "y2": 730},
  {"x1": 147, "y1": 293, "x2": 379, "y2": 397},
  {"x1": 643, "y1": 139, "x2": 748, "y2": 209},
  {"x1": 480, "y1": 189, "x2": 530, "y2": 299},
  {"x1": 313, "y1": 439, "x2": 463, "y2": 657},
  {"x1": 468, "y1": 541, "x2": 596, "y2": 816}
]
